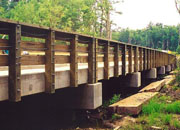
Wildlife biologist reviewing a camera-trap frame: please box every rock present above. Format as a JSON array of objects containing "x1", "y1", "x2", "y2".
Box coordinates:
[{"x1": 151, "y1": 126, "x2": 162, "y2": 130}]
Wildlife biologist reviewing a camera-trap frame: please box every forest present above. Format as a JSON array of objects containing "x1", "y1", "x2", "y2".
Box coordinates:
[{"x1": 0, "y1": 0, "x2": 180, "y2": 52}]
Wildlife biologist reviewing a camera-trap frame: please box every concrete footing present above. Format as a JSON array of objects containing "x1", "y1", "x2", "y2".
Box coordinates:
[
  {"x1": 126, "y1": 72, "x2": 141, "y2": 87},
  {"x1": 165, "y1": 65, "x2": 171, "y2": 73},
  {"x1": 158, "y1": 66, "x2": 165, "y2": 75},
  {"x1": 146, "y1": 68, "x2": 157, "y2": 79},
  {"x1": 171, "y1": 64, "x2": 175, "y2": 71},
  {"x1": 71, "y1": 82, "x2": 102, "y2": 109}
]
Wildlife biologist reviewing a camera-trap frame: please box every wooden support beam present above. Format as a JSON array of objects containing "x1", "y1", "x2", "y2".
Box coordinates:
[
  {"x1": 128, "y1": 46, "x2": 133, "y2": 73},
  {"x1": 70, "y1": 35, "x2": 78, "y2": 87},
  {"x1": 88, "y1": 38, "x2": 98, "y2": 84},
  {"x1": 134, "y1": 47, "x2": 139, "y2": 72},
  {"x1": 148, "y1": 50, "x2": 150, "y2": 69},
  {"x1": 122, "y1": 44, "x2": 127, "y2": 76},
  {"x1": 45, "y1": 30, "x2": 55, "y2": 93},
  {"x1": 114, "y1": 43, "x2": 119, "y2": 77},
  {"x1": 8, "y1": 24, "x2": 21, "y2": 102},
  {"x1": 104, "y1": 41, "x2": 110, "y2": 79},
  {"x1": 139, "y1": 48, "x2": 143, "y2": 71},
  {"x1": 143, "y1": 48, "x2": 147, "y2": 70}
]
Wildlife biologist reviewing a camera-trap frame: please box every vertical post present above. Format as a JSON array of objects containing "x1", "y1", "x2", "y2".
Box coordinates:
[
  {"x1": 143, "y1": 48, "x2": 147, "y2": 70},
  {"x1": 70, "y1": 35, "x2": 78, "y2": 87},
  {"x1": 88, "y1": 38, "x2": 98, "y2": 84},
  {"x1": 122, "y1": 44, "x2": 127, "y2": 76},
  {"x1": 128, "y1": 46, "x2": 133, "y2": 73},
  {"x1": 104, "y1": 41, "x2": 110, "y2": 79},
  {"x1": 45, "y1": 30, "x2": 55, "y2": 93},
  {"x1": 139, "y1": 48, "x2": 143, "y2": 71},
  {"x1": 8, "y1": 24, "x2": 21, "y2": 102},
  {"x1": 134, "y1": 46, "x2": 138, "y2": 72},
  {"x1": 153, "y1": 50, "x2": 156, "y2": 68},
  {"x1": 147, "y1": 49, "x2": 150, "y2": 69},
  {"x1": 114, "y1": 43, "x2": 119, "y2": 77}
]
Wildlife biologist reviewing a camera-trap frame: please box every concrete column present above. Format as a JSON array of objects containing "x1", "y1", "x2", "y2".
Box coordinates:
[
  {"x1": 171, "y1": 64, "x2": 175, "y2": 71},
  {"x1": 165, "y1": 65, "x2": 171, "y2": 73},
  {"x1": 71, "y1": 82, "x2": 102, "y2": 109},
  {"x1": 146, "y1": 68, "x2": 157, "y2": 79},
  {"x1": 157, "y1": 66, "x2": 165, "y2": 75},
  {"x1": 125, "y1": 72, "x2": 141, "y2": 87}
]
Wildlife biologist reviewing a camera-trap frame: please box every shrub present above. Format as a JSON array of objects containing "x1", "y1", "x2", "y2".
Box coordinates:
[
  {"x1": 176, "y1": 45, "x2": 180, "y2": 54},
  {"x1": 103, "y1": 94, "x2": 121, "y2": 107}
]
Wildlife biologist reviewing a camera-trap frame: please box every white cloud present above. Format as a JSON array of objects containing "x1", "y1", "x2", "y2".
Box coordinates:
[{"x1": 112, "y1": 0, "x2": 180, "y2": 29}]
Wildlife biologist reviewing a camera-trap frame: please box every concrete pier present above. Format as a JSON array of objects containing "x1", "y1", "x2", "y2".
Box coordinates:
[
  {"x1": 146, "y1": 68, "x2": 157, "y2": 79},
  {"x1": 157, "y1": 66, "x2": 165, "y2": 75},
  {"x1": 165, "y1": 65, "x2": 171, "y2": 73},
  {"x1": 70, "y1": 82, "x2": 102, "y2": 109},
  {"x1": 126, "y1": 72, "x2": 141, "y2": 87}
]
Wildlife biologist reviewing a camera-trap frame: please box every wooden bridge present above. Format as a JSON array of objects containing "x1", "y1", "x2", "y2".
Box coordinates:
[{"x1": 0, "y1": 18, "x2": 176, "y2": 109}]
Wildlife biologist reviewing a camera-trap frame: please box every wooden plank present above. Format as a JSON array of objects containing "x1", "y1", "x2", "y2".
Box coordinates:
[
  {"x1": 139, "y1": 48, "x2": 143, "y2": 71},
  {"x1": 109, "y1": 92, "x2": 159, "y2": 115},
  {"x1": 139, "y1": 80, "x2": 165, "y2": 93},
  {"x1": 114, "y1": 44, "x2": 119, "y2": 77},
  {"x1": 45, "y1": 30, "x2": 55, "y2": 93},
  {"x1": 134, "y1": 46, "x2": 138, "y2": 72},
  {"x1": 88, "y1": 38, "x2": 97, "y2": 84},
  {"x1": 143, "y1": 48, "x2": 147, "y2": 70},
  {"x1": 104, "y1": 41, "x2": 110, "y2": 79},
  {"x1": 0, "y1": 55, "x2": 8, "y2": 66},
  {"x1": 128, "y1": 46, "x2": 133, "y2": 73},
  {"x1": 0, "y1": 39, "x2": 10, "y2": 50},
  {"x1": 153, "y1": 50, "x2": 155, "y2": 68},
  {"x1": 8, "y1": 24, "x2": 21, "y2": 102},
  {"x1": 122, "y1": 44, "x2": 127, "y2": 76},
  {"x1": 70, "y1": 35, "x2": 78, "y2": 87}
]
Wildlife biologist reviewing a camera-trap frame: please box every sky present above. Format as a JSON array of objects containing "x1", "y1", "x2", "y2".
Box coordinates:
[{"x1": 112, "y1": 0, "x2": 180, "y2": 30}]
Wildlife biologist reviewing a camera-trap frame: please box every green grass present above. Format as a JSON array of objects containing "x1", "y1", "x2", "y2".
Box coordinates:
[
  {"x1": 142, "y1": 96, "x2": 180, "y2": 115},
  {"x1": 171, "y1": 119, "x2": 180, "y2": 129}
]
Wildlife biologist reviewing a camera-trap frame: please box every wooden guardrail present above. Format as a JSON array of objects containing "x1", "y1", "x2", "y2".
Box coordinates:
[{"x1": 0, "y1": 18, "x2": 176, "y2": 102}]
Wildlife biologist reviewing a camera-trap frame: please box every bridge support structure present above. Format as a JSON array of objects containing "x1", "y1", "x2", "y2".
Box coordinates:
[
  {"x1": 157, "y1": 66, "x2": 165, "y2": 75},
  {"x1": 145, "y1": 68, "x2": 157, "y2": 79},
  {"x1": 125, "y1": 72, "x2": 141, "y2": 87},
  {"x1": 165, "y1": 65, "x2": 171, "y2": 73}
]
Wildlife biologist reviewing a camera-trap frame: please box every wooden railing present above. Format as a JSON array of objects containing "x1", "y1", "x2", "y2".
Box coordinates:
[{"x1": 0, "y1": 18, "x2": 176, "y2": 102}]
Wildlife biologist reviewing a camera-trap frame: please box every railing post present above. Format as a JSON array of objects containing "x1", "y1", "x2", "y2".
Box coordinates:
[
  {"x1": 104, "y1": 41, "x2": 110, "y2": 79},
  {"x1": 70, "y1": 35, "x2": 78, "y2": 87},
  {"x1": 147, "y1": 49, "x2": 150, "y2": 69},
  {"x1": 45, "y1": 29, "x2": 55, "y2": 93},
  {"x1": 153, "y1": 50, "x2": 156, "y2": 68},
  {"x1": 122, "y1": 44, "x2": 127, "y2": 76},
  {"x1": 134, "y1": 46, "x2": 139, "y2": 72},
  {"x1": 128, "y1": 46, "x2": 133, "y2": 73},
  {"x1": 8, "y1": 24, "x2": 21, "y2": 102},
  {"x1": 143, "y1": 48, "x2": 147, "y2": 70},
  {"x1": 114, "y1": 43, "x2": 119, "y2": 77},
  {"x1": 88, "y1": 38, "x2": 98, "y2": 84},
  {"x1": 139, "y1": 48, "x2": 143, "y2": 71}
]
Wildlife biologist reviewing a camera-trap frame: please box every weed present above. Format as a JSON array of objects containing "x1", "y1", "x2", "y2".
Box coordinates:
[
  {"x1": 162, "y1": 114, "x2": 172, "y2": 125},
  {"x1": 165, "y1": 101, "x2": 180, "y2": 114},
  {"x1": 142, "y1": 96, "x2": 180, "y2": 115},
  {"x1": 171, "y1": 119, "x2": 180, "y2": 129},
  {"x1": 103, "y1": 94, "x2": 120, "y2": 108}
]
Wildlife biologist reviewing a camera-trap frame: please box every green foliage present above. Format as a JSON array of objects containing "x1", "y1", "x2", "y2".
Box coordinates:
[
  {"x1": 176, "y1": 45, "x2": 180, "y2": 54},
  {"x1": 118, "y1": 23, "x2": 179, "y2": 51},
  {"x1": 103, "y1": 94, "x2": 120, "y2": 107},
  {"x1": 171, "y1": 119, "x2": 180, "y2": 129},
  {"x1": 142, "y1": 96, "x2": 180, "y2": 115}
]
